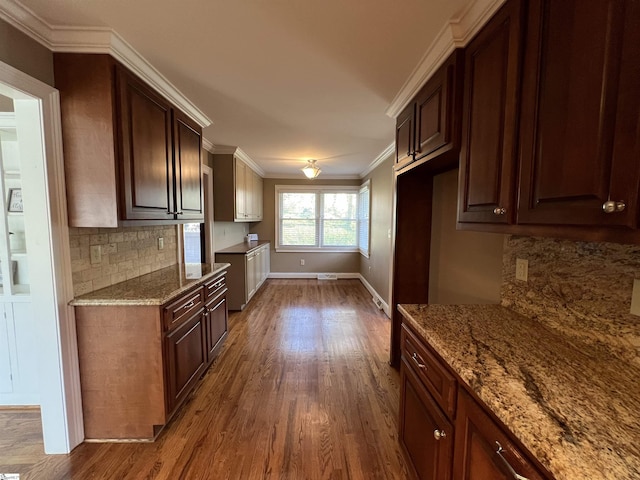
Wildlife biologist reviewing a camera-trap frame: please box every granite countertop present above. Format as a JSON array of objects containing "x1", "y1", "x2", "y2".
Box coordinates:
[
  {"x1": 398, "y1": 304, "x2": 640, "y2": 480},
  {"x1": 216, "y1": 240, "x2": 270, "y2": 254},
  {"x1": 71, "y1": 263, "x2": 230, "y2": 306}
]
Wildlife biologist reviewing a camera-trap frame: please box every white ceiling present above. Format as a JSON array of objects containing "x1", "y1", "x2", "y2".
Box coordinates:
[{"x1": 15, "y1": 0, "x2": 470, "y2": 177}]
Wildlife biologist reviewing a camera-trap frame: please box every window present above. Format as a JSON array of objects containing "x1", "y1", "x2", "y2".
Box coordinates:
[
  {"x1": 358, "y1": 181, "x2": 370, "y2": 257},
  {"x1": 276, "y1": 185, "x2": 370, "y2": 255}
]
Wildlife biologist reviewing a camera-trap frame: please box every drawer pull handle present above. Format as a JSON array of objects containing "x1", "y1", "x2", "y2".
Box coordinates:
[
  {"x1": 495, "y1": 442, "x2": 530, "y2": 480},
  {"x1": 209, "y1": 281, "x2": 224, "y2": 290},
  {"x1": 411, "y1": 352, "x2": 427, "y2": 370},
  {"x1": 182, "y1": 300, "x2": 195, "y2": 310},
  {"x1": 433, "y1": 429, "x2": 446, "y2": 441},
  {"x1": 493, "y1": 207, "x2": 507, "y2": 215}
]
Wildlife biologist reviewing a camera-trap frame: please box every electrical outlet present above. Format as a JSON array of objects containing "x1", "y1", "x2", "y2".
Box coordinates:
[
  {"x1": 300, "y1": 259, "x2": 305, "y2": 266},
  {"x1": 158, "y1": 237, "x2": 164, "y2": 250},
  {"x1": 515, "y1": 258, "x2": 528, "y2": 281},
  {"x1": 90, "y1": 245, "x2": 102, "y2": 264},
  {"x1": 631, "y1": 279, "x2": 640, "y2": 316}
]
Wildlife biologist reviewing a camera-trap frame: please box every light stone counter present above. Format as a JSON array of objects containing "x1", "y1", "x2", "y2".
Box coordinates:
[
  {"x1": 71, "y1": 263, "x2": 230, "y2": 306},
  {"x1": 398, "y1": 304, "x2": 640, "y2": 480}
]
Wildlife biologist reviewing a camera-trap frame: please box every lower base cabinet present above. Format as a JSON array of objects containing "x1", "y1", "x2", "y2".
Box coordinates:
[
  {"x1": 399, "y1": 322, "x2": 549, "y2": 480},
  {"x1": 165, "y1": 312, "x2": 207, "y2": 414},
  {"x1": 75, "y1": 270, "x2": 228, "y2": 440},
  {"x1": 453, "y1": 390, "x2": 546, "y2": 480},
  {"x1": 400, "y1": 357, "x2": 454, "y2": 480}
]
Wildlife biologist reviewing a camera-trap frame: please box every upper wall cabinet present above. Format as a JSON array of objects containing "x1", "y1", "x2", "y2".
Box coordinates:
[
  {"x1": 394, "y1": 50, "x2": 464, "y2": 174},
  {"x1": 457, "y1": 0, "x2": 524, "y2": 224},
  {"x1": 212, "y1": 154, "x2": 263, "y2": 222},
  {"x1": 517, "y1": 0, "x2": 640, "y2": 228},
  {"x1": 54, "y1": 53, "x2": 203, "y2": 227}
]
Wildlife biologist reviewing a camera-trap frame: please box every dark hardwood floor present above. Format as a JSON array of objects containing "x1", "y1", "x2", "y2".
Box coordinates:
[{"x1": 0, "y1": 279, "x2": 410, "y2": 479}]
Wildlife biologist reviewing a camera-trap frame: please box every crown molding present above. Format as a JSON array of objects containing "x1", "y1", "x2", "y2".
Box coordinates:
[
  {"x1": 202, "y1": 138, "x2": 214, "y2": 153},
  {"x1": 385, "y1": 0, "x2": 505, "y2": 119},
  {"x1": 212, "y1": 145, "x2": 266, "y2": 177},
  {"x1": 0, "y1": 0, "x2": 212, "y2": 128},
  {"x1": 359, "y1": 142, "x2": 394, "y2": 178}
]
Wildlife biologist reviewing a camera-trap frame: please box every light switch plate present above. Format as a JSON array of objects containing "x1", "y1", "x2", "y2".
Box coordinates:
[
  {"x1": 158, "y1": 237, "x2": 164, "y2": 250},
  {"x1": 630, "y1": 279, "x2": 640, "y2": 316},
  {"x1": 515, "y1": 258, "x2": 528, "y2": 281}
]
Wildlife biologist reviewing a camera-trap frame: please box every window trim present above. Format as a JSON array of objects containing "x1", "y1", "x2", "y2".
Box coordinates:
[
  {"x1": 275, "y1": 185, "x2": 362, "y2": 253},
  {"x1": 358, "y1": 180, "x2": 371, "y2": 258}
]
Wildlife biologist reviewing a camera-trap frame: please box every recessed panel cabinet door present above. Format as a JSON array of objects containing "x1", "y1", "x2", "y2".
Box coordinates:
[
  {"x1": 517, "y1": 0, "x2": 640, "y2": 227},
  {"x1": 165, "y1": 311, "x2": 206, "y2": 413},
  {"x1": 457, "y1": 0, "x2": 523, "y2": 224},
  {"x1": 395, "y1": 103, "x2": 415, "y2": 169},
  {"x1": 400, "y1": 359, "x2": 453, "y2": 480},
  {"x1": 174, "y1": 111, "x2": 203, "y2": 220},
  {"x1": 117, "y1": 68, "x2": 174, "y2": 220}
]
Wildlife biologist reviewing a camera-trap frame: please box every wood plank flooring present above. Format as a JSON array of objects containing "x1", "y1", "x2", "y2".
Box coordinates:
[{"x1": 0, "y1": 279, "x2": 410, "y2": 479}]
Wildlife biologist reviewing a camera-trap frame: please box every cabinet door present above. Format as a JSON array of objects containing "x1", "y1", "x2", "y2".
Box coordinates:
[
  {"x1": 395, "y1": 103, "x2": 415, "y2": 169},
  {"x1": 246, "y1": 252, "x2": 256, "y2": 300},
  {"x1": 165, "y1": 310, "x2": 206, "y2": 413},
  {"x1": 400, "y1": 358, "x2": 453, "y2": 480},
  {"x1": 458, "y1": 0, "x2": 523, "y2": 224},
  {"x1": 453, "y1": 390, "x2": 547, "y2": 480},
  {"x1": 117, "y1": 67, "x2": 174, "y2": 220},
  {"x1": 235, "y1": 158, "x2": 247, "y2": 220},
  {"x1": 205, "y1": 293, "x2": 228, "y2": 363},
  {"x1": 173, "y1": 111, "x2": 203, "y2": 221},
  {"x1": 517, "y1": 0, "x2": 640, "y2": 227},
  {"x1": 414, "y1": 51, "x2": 462, "y2": 162}
]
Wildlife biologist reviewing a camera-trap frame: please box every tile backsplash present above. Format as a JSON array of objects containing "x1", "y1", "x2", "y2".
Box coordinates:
[
  {"x1": 69, "y1": 225, "x2": 178, "y2": 296},
  {"x1": 501, "y1": 235, "x2": 640, "y2": 366}
]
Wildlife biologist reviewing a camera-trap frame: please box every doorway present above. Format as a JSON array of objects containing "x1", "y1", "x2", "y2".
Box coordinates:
[{"x1": 0, "y1": 60, "x2": 83, "y2": 453}]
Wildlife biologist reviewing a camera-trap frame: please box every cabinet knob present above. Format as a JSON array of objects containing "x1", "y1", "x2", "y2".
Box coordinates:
[
  {"x1": 493, "y1": 207, "x2": 507, "y2": 215},
  {"x1": 602, "y1": 200, "x2": 626, "y2": 214},
  {"x1": 433, "y1": 429, "x2": 446, "y2": 441}
]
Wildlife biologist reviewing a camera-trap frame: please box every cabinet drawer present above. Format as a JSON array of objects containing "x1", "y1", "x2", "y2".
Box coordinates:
[
  {"x1": 203, "y1": 273, "x2": 226, "y2": 300},
  {"x1": 163, "y1": 288, "x2": 203, "y2": 331},
  {"x1": 454, "y1": 389, "x2": 549, "y2": 480},
  {"x1": 402, "y1": 324, "x2": 457, "y2": 419}
]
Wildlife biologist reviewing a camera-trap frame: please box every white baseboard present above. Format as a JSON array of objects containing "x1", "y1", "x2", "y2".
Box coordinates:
[
  {"x1": 358, "y1": 275, "x2": 391, "y2": 318},
  {"x1": 267, "y1": 272, "x2": 360, "y2": 279},
  {"x1": 267, "y1": 272, "x2": 390, "y2": 317}
]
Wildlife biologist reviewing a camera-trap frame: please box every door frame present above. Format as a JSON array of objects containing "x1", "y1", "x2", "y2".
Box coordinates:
[{"x1": 0, "y1": 59, "x2": 83, "y2": 453}]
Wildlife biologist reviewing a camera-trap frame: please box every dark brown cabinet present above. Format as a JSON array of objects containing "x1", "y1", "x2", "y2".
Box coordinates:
[
  {"x1": 395, "y1": 50, "x2": 464, "y2": 173},
  {"x1": 457, "y1": 0, "x2": 524, "y2": 224},
  {"x1": 517, "y1": 0, "x2": 640, "y2": 228},
  {"x1": 165, "y1": 308, "x2": 207, "y2": 414},
  {"x1": 117, "y1": 68, "x2": 174, "y2": 221},
  {"x1": 400, "y1": 325, "x2": 454, "y2": 480},
  {"x1": 400, "y1": 358, "x2": 454, "y2": 480},
  {"x1": 395, "y1": 103, "x2": 415, "y2": 169},
  {"x1": 203, "y1": 273, "x2": 229, "y2": 363},
  {"x1": 454, "y1": 389, "x2": 546, "y2": 480},
  {"x1": 54, "y1": 53, "x2": 203, "y2": 227},
  {"x1": 399, "y1": 321, "x2": 550, "y2": 480},
  {"x1": 174, "y1": 110, "x2": 204, "y2": 221}
]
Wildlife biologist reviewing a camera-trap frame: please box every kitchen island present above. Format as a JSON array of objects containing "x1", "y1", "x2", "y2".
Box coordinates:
[
  {"x1": 398, "y1": 304, "x2": 640, "y2": 479},
  {"x1": 72, "y1": 263, "x2": 230, "y2": 441}
]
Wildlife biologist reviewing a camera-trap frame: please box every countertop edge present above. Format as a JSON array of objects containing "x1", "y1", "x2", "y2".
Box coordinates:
[
  {"x1": 71, "y1": 263, "x2": 230, "y2": 307},
  {"x1": 215, "y1": 240, "x2": 270, "y2": 254}
]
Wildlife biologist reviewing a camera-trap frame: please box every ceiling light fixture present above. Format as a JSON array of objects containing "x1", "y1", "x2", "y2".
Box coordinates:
[{"x1": 302, "y1": 159, "x2": 321, "y2": 179}]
